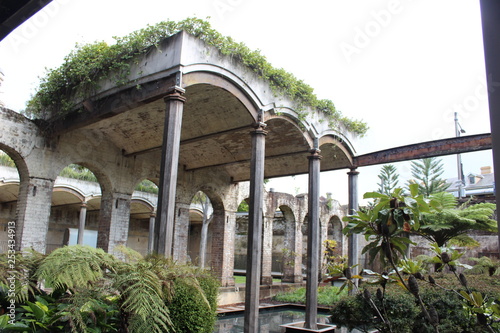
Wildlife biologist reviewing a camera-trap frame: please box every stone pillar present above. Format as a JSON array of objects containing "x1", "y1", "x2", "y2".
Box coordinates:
[
  {"x1": 154, "y1": 86, "x2": 186, "y2": 257},
  {"x1": 212, "y1": 210, "x2": 236, "y2": 287},
  {"x1": 348, "y1": 168, "x2": 360, "y2": 277},
  {"x1": 244, "y1": 120, "x2": 267, "y2": 333},
  {"x1": 172, "y1": 203, "x2": 190, "y2": 263},
  {"x1": 77, "y1": 202, "x2": 88, "y2": 245},
  {"x1": 148, "y1": 212, "x2": 155, "y2": 254},
  {"x1": 261, "y1": 214, "x2": 273, "y2": 285},
  {"x1": 15, "y1": 177, "x2": 55, "y2": 253},
  {"x1": 305, "y1": 143, "x2": 321, "y2": 330},
  {"x1": 97, "y1": 192, "x2": 132, "y2": 255}
]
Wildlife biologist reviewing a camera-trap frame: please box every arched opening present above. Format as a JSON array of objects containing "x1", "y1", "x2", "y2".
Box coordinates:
[
  {"x1": 128, "y1": 179, "x2": 157, "y2": 256},
  {"x1": 188, "y1": 191, "x2": 213, "y2": 267},
  {"x1": 0, "y1": 150, "x2": 19, "y2": 253},
  {"x1": 46, "y1": 164, "x2": 101, "y2": 253},
  {"x1": 234, "y1": 198, "x2": 249, "y2": 276},
  {"x1": 327, "y1": 215, "x2": 343, "y2": 258},
  {"x1": 272, "y1": 205, "x2": 297, "y2": 282}
]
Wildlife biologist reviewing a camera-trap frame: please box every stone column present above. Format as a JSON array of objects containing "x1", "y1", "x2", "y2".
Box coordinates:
[
  {"x1": 348, "y1": 168, "x2": 360, "y2": 277},
  {"x1": 305, "y1": 143, "x2": 322, "y2": 330},
  {"x1": 244, "y1": 120, "x2": 267, "y2": 333},
  {"x1": 97, "y1": 192, "x2": 132, "y2": 256},
  {"x1": 154, "y1": 86, "x2": 186, "y2": 257},
  {"x1": 261, "y1": 214, "x2": 273, "y2": 285},
  {"x1": 148, "y1": 212, "x2": 155, "y2": 254},
  {"x1": 172, "y1": 203, "x2": 190, "y2": 263},
  {"x1": 16, "y1": 177, "x2": 55, "y2": 253},
  {"x1": 77, "y1": 202, "x2": 88, "y2": 245},
  {"x1": 211, "y1": 210, "x2": 236, "y2": 287}
]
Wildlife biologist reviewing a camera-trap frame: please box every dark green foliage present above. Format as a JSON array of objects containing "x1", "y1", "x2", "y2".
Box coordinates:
[
  {"x1": 416, "y1": 290, "x2": 475, "y2": 333},
  {"x1": 168, "y1": 273, "x2": 219, "y2": 333},
  {"x1": 26, "y1": 17, "x2": 367, "y2": 136},
  {"x1": 331, "y1": 289, "x2": 478, "y2": 333},
  {"x1": 331, "y1": 292, "x2": 418, "y2": 333},
  {"x1": 0, "y1": 246, "x2": 219, "y2": 333}
]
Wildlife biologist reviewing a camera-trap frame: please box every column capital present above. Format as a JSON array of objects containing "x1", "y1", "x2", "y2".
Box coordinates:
[
  {"x1": 251, "y1": 121, "x2": 268, "y2": 136},
  {"x1": 347, "y1": 167, "x2": 359, "y2": 175},
  {"x1": 308, "y1": 147, "x2": 322, "y2": 160},
  {"x1": 164, "y1": 86, "x2": 186, "y2": 103}
]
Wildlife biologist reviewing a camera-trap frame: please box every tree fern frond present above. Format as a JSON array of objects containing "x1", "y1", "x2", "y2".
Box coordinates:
[
  {"x1": 113, "y1": 264, "x2": 173, "y2": 332},
  {"x1": 36, "y1": 245, "x2": 117, "y2": 291}
]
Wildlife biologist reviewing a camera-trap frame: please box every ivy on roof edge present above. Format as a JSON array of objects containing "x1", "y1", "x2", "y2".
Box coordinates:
[{"x1": 26, "y1": 17, "x2": 368, "y2": 137}]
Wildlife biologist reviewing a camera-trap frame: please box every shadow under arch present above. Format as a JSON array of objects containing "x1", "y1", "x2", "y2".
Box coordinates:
[
  {"x1": 327, "y1": 215, "x2": 344, "y2": 258},
  {"x1": 273, "y1": 204, "x2": 302, "y2": 283},
  {"x1": 188, "y1": 187, "x2": 228, "y2": 282}
]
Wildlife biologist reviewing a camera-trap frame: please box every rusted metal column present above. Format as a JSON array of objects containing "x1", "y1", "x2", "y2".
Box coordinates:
[
  {"x1": 154, "y1": 85, "x2": 186, "y2": 257},
  {"x1": 348, "y1": 168, "x2": 360, "y2": 280},
  {"x1": 305, "y1": 142, "x2": 321, "y2": 330},
  {"x1": 77, "y1": 202, "x2": 88, "y2": 245},
  {"x1": 244, "y1": 119, "x2": 267, "y2": 333},
  {"x1": 480, "y1": 0, "x2": 500, "y2": 255}
]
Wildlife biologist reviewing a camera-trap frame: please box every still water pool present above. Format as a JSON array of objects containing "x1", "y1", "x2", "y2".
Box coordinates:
[{"x1": 214, "y1": 307, "x2": 332, "y2": 333}]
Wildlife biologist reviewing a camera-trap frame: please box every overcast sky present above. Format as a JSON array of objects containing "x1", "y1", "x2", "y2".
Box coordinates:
[{"x1": 0, "y1": 0, "x2": 493, "y2": 204}]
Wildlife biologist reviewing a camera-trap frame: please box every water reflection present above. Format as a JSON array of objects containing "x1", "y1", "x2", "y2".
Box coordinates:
[{"x1": 214, "y1": 307, "x2": 331, "y2": 333}]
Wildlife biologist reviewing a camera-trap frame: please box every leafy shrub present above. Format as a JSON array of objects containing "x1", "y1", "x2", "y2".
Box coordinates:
[
  {"x1": 0, "y1": 246, "x2": 219, "y2": 333},
  {"x1": 272, "y1": 286, "x2": 346, "y2": 305},
  {"x1": 331, "y1": 291, "x2": 418, "y2": 333},
  {"x1": 330, "y1": 287, "x2": 487, "y2": 333},
  {"x1": 168, "y1": 272, "x2": 219, "y2": 333}
]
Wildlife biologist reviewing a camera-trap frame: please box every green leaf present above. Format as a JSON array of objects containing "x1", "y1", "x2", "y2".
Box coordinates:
[
  {"x1": 409, "y1": 183, "x2": 419, "y2": 197},
  {"x1": 27, "y1": 301, "x2": 46, "y2": 321},
  {"x1": 364, "y1": 192, "x2": 388, "y2": 199},
  {"x1": 0, "y1": 314, "x2": 9, "y2": 328}
]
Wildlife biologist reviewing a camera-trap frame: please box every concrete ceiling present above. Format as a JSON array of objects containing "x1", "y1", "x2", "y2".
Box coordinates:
[{"x1": 80, "y1": 82, "x2": 341, "y2": 183}]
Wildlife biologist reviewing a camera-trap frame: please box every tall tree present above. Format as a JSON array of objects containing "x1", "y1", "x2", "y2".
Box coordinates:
[
  {"x1": 376, "y1": 164, "x2": 400, "y2": 195},
  {"x1": 407, "y1": 157, "x2": 449, "y2": 197}
]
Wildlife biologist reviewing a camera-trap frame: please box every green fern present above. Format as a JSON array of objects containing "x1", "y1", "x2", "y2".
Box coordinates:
[
  {"x1": 114, "y1": 261, "x2": 173, "y2": 332},
  {"x1": 36, "y1": 246, "x2": 116, "y2": 291}
]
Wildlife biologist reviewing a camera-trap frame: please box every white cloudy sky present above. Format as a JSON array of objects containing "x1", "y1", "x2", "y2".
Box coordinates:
[{"x1": 0, "y1": 0, "x2": 493, "y2": 204}]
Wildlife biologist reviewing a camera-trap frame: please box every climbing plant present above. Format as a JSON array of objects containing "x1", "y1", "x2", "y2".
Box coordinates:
[{"x1": 26, "y1": 17, "x2": 368, "y2": 136}]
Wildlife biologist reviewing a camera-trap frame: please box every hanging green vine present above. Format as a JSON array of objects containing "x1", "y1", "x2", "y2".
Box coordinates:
[{"x1": 26, "y1": 17, "x2": 368, "y2": 136}]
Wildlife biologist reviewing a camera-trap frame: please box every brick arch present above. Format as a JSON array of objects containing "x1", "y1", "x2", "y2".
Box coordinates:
[
  {"x1": 274, "y1": 204, "x2": 301, "y2": 282},
  {"x1": 195, "y1": 187, "x2": 226, "y2": 278},
  {"x1": 327, "y1": 215, "x2": 344, "y2": 258}
]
